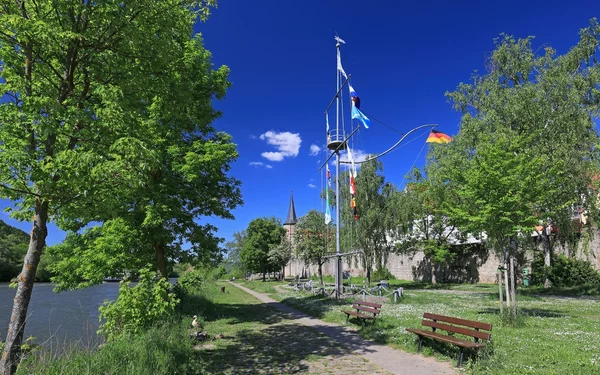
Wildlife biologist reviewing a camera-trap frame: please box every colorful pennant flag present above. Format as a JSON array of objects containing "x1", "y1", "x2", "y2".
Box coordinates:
[
  {"x1": 351, "y1": 105, "x2": 370, "y2": 129},
  {"x1": 426, "y1": 130, "x2": 452, "y2": 144},
  {"x1": 347, "y1": 148, "x2": 358, "y2": 220},
  {"x1": 349, "y1": 85, "x2": 361, "y2": 109},
  {"x1": 325, "y1": 164, "x2": 332, "y2": 224}
]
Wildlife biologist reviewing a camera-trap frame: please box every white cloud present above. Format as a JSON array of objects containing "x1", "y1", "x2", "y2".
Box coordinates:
[
  {"x1": 249, "y1": 161, "x2": 272, "y2": 169},
  {"x1": 261, "y1": 152, "x2": 284, "y2": 162},
  {"x1": 330, "y1": 148, "x2": 371, "y2": 170},
  {"x1": 308, "y1": 183, "x2": 316, "y2": 188},
  {"x1": 259, "y1": 130, "x2": 301, "y2": 162},
  {"x1": 309, "y1": 144, "x2": 321, "y2": 156},
  {"x1": 340, "y1": 148, "x2": 369, "y2": 164}
]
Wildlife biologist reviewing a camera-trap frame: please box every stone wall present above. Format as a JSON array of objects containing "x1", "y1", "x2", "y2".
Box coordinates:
[{"x1": 286, "y1": 237, "x2": 600, "y2": 284}]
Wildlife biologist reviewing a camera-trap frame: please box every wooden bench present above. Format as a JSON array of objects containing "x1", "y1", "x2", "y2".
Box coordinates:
[
  {"x1": 406, "y1": 313, "x2": 492, "y2": 367},
  {"x1": 342, "y1": 300, "x2": 382, "y2": 328}
]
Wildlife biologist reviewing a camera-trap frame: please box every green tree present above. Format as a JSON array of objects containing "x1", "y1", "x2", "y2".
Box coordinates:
[
  {"x1": 294, "y1": 210, "x2": 334, "y2": 286},
  {"x1": 436, "y1": 20, "x2": 600, "y2": 316},
  {"x1": 241, "y1": 217, "x2": 286, "y2": 281},
  {"x1": 0, "y1": 1, "x2": 219, "y2": 373},
  {"x1": 268, "y1": 236, "x2": 292, "y2": 279},
  {"x1": 392, "y1": 168, "x2": 466, "y2": 284},
  {"x1": 338, "y1": 159, "x2": 394, "y2": 285},
  {"x1": 223, "y1": 230, "x2": 247, "y2": 276}
]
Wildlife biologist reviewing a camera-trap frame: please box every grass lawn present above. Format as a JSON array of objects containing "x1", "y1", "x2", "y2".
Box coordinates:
[{"x1": 239, "y1": 279, "x2": 600, "y2": 375}]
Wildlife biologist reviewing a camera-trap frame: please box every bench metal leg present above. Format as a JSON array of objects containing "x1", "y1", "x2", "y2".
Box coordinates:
[
  {"x1": 417, "y1": 336, "x2": 422, "y2": 353},
  {"x1": 457, "y1": 348, "x2": 464, "y2": 368}
]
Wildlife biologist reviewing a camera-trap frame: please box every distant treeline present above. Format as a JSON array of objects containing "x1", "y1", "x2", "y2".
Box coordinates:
[{"x1": 0, "y1": 220, "x2": 54, "y2": 282}]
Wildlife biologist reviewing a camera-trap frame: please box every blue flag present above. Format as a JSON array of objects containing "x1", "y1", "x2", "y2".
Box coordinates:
[{"x1": 351, "y1": 105, "x2": 370, "y2": 129}]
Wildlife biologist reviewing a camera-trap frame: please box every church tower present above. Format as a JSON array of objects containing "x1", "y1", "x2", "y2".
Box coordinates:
[{"x1": 283, "y1": 191, "x2": 297, "y2": 242}]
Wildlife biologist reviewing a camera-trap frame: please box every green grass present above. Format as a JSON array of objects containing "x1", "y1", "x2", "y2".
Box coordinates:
[
  {"x1": 18, "y1": 321, "x2": 203, "y2": 375},
  {"x1": 240, "y1": 279, "x2": 600, "y2": 374},
  {"x1": 21, "y1": 282, "x2": 361, "y2": 374}
]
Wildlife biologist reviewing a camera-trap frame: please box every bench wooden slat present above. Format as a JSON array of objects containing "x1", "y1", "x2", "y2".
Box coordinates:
[
  {"x1": 405, "y1": 328, "x2": 485, "y2": 348},
  {"x1": 343, "y1": 311, "x2": 376, "y2": 319},
  {"x1": 352, "y1": 305, "x2": 381, "y2": 315},
  {"x1": 422, "y1": 320, "x2": 491, "y2": 341},
  {"x1": 354, "y1": 300, "x2": 382, "y2": 309},
  {"x1": 423, "y1": 312, "x2": 492, "y2": 331}
]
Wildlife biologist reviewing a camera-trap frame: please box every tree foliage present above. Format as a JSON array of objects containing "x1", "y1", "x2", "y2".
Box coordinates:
[
  {"x1": 392, "y1": 168, "x2": 466, "y2": 284},
  {"x1": 294, "y1": 210, "x2": 334, "y2": 286},
  {"x1": 240, "y1": 217, "x2": 286, "y2": 280},
  {"x1": 436, "y1": 20, "x2": 600, "y2": 256},
  {"x1": 338, "y1": 159, "x2": 394, "y2": 284},
  {"x1": 0, "y1": 1, "x2": 231, "y2": 372}
]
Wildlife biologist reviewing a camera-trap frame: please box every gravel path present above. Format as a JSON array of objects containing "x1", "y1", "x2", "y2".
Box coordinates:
[{"x1": 230, "y1": 282, "x2": 456, "y2": 375}]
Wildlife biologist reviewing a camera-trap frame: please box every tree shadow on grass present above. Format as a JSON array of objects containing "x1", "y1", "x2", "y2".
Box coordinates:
[
  {"x1": 194, "y1": 322, "x2": 369, "y2": 375},
  {"x1": 477, "y1": 307, "x2": 567, "y2": 318},
  {"x1": 278, "y1": 294, "x2": 350, "y2": 320},
  {"x1": 178, "y1": 293, "x2": 285, "y2": 325}
]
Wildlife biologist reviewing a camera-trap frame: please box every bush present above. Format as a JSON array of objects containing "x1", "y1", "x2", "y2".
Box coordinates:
[
  {"x1": 177, "y1": 267, "x2": 206, "y2": 293},
  {"x1": 98, "y1": 267, "x2": 179, "y2": 341},
  {"x1": 17, "y1": 322, "x2": 202, "y2": 375},
  {"x1": 373, "y1": 266, "x2": 396, "y2": 281},
  {"x1": 532, "y1": 252, "x2": 600, "y2": 287}
]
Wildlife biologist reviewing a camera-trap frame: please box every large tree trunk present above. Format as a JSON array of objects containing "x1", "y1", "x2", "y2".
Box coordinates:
[
  {"x1": 154, "y1": 243, "x2": 168, "y2": 279},
  {"x1": 262, "y1": 272, "x2": 266, "y2": 282},
  {"x1": 366, "y1": 267, "x2": 371, "y2": 286},
  {"x1": 1, "y1": 201, "x2": 48, "y2": 375},
  {"x1": 431, "y1": 262, "x2": 437, "y2": 285}
]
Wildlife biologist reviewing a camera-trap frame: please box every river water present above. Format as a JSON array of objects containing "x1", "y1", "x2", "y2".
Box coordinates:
[{"x1": 0, "y1": 279, "x2": 177, "y2": 348}]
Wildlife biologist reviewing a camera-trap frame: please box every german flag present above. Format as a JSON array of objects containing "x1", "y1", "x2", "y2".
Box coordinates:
[{"x1": 426, "y1": 130, "x2": 452, "y2": 144}]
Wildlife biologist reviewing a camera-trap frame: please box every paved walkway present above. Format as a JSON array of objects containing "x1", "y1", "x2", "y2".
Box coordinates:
[{"x1": 229, "y1": 282, "x2": 456, "y2": 375}]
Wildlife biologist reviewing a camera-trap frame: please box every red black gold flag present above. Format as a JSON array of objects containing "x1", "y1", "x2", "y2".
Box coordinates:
[{"x1": 426, "y1": 130, "x2": 452, "y2": 144}]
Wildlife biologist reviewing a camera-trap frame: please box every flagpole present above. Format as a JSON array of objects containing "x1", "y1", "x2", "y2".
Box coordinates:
[{"x1": 335, "y1": 37, "x2": 342, "y2": 299}]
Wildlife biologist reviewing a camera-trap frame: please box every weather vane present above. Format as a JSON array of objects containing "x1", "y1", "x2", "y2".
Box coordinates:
[{"x1": 334, "y1": 35, "x2": 345, "y2": 45}]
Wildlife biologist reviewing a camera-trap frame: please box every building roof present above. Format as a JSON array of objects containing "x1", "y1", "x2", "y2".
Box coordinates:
[{"x1": 284, "y1": 192, "x2": 297, "y2": 225}]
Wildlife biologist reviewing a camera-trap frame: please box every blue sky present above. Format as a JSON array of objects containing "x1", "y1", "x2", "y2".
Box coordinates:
[{"x1": 1, "y1": 0, "x2": 598, "y2": 246}]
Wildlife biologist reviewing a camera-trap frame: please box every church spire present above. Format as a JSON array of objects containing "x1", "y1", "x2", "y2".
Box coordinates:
[{"x1": 284, "y1": 191, "x2": 297, "y2": 225}]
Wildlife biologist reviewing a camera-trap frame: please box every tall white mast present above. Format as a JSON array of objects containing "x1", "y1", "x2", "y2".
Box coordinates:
[{"x1": 334, "y1": 36, "x2": 344, "y2": 298}]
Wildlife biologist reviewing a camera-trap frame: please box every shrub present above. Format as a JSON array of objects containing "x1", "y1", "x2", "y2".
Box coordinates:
[
  {"x1": 532, "y1": 252, "x2": 600, "y2": 287},
  {"x1": 177, "y1": 267, "x2": 206, "y2": 293},
  {"x1": 17, "y1": 322, "x2": 202, "y2": 375},
  {"x1": 373, "y1": 266, "x2": 396, "y2": 281},
  {"x1": 98, "y1": 267, "x2": 179, "y2": 341}
]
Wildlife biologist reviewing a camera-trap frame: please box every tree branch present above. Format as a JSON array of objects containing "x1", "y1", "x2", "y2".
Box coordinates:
[{"x1": 0, "y1": 183, "x2": 40, "y2": 197}]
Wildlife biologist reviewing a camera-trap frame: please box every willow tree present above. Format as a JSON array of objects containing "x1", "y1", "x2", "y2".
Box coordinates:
[
  {"x1": 338, "y1": 158, "x2": 394, "y2": 285},
  {"x1": 436, "y1": 19, "x2": 600, "y2": 316},
  {"x1": 0, "y1": 1, "x2": 225, "y2": 373}
]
